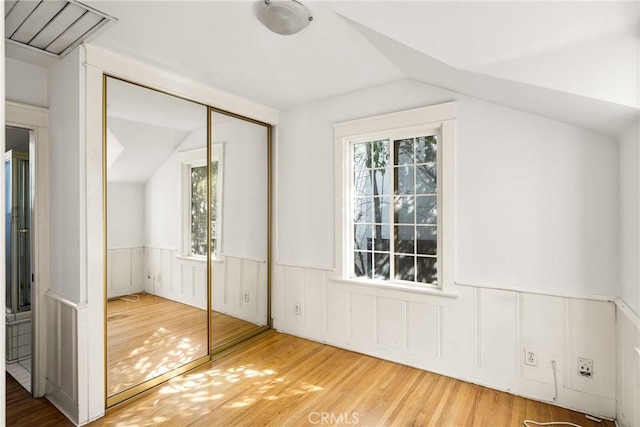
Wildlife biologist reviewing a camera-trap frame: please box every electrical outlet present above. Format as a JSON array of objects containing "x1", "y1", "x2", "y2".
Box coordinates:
[
  {"x1": 525, "y1": 348, "x2": 538, "y2": 367},
  {"x1": 243, "y1": 291, "x2": 250, "y2": 303},
  {"x1": 578, "y1": 357, "x2": 593, "y2": 378},
  {"x1": 294, "y1": 303, "x2": 301, "y2": 315}
]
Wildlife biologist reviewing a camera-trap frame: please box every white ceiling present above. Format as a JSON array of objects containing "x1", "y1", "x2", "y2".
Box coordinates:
[
  {"x1": 7, "y1": 1, "x2": 639, "y2": 136},
  {"x1": 86, "y1": 0, "x2": 404, "y2": 111},
  {"x1": 106, "y1": 116, "x2": 189, "y2": 183},
  {"x1": 106, "y1": 77, "x2": 204, "y2": 183}
]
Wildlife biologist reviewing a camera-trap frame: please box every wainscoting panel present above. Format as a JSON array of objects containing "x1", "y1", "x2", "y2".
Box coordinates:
[
  {"x1": 406, "y1": 301, "x2": 439, "y2": 359},
  {"x1": 45, "y1": 290, "x2": 83, "y2": 424},
  {"x1": 107, "y1": 247, "x2": 145, "y2": 299},
  {"x1": 441, "y1": 286, "x2": 475, "y2": 369},
  {"x1": 142, "y1": 249, "x2": 267, "y2": 323},
  {"x1": 241, "y1": 260, "x2": 258, "y2": 312},
  {"x1": 302, "y1": 268, "x2": 326, "y2": 339},
  {"x1": 479, "y1": 288, "x2": 518, "y2": 376},
  {"x1": 225, "y1": 257, "x2": 242, "y2": 311},
  {"x1": 209, "y1": 256, "x2": 268, "y2": 325},
  {"x1": 568, "y1": 299, "x2": 615, "y2": 398},
  {"x1": 273, "y1": 264, "x2": 618, "y2": 419},
  {"x1": 375, "y1": 297, "x2": 403, "y2": 350},
  {"x1": 212, "y1": 259, "x2": 226, "y2": 306},
  {"x1": 616, "y1": 299, "x2": 640, "y2": 427},
  {"x1": 521, "y1": 293, "x2": 565, "y2": 384},
  {"x1": 144, "y1": 247, "x2": 206, "y2": 310},
  {"x1": 347, "y1": 293, "x2": 375, "y2": 348}
]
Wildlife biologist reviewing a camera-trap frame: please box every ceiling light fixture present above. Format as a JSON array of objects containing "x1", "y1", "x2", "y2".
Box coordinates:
[{"x1": 256, "y1": 0, "x2": 313, "y2": 36}]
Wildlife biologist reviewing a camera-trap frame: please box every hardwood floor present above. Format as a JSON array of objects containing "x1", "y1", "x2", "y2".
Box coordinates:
[
  {"x1": 6, "y1": 373, "x2": 72, "y2": 427},
  {"x1": 107, "y1": 293, "x2": 262, "y2": 397},
  {"x1": 107, "y1": 293, "x2": 209, "y2": 396},
  {"x1": 92, "y1": 332, "x2": 614, "y2": 427}
]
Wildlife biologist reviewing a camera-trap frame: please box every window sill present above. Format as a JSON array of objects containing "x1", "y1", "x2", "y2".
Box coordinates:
[
  {"x1": 334, "y1": 277, "x2": 459, "y2": 299},
  {"x1": 175, "y1": 255, "x2": 207, "y2": 263}
]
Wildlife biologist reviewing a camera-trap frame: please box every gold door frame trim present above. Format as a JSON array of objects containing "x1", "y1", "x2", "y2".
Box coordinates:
[{"x1": 103, "y1": 74, "x2": 274, "y2": 408}]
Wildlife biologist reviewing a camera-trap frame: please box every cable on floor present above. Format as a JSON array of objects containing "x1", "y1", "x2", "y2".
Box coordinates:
[
  {"x1": 523, "y1": 421, "x2": 582, "y2": 427},
  {"x1": 120, "y1": 294, "x2": 140, "y2": 303}
]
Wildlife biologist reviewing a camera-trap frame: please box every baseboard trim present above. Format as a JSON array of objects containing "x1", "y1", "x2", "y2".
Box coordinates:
[{"x1": 46, "y1": 379, "x2": 79, "y2": 426}]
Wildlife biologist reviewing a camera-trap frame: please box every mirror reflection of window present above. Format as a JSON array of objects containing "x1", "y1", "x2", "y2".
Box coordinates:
[
  {"x1": 183, "y1": 144, "x2": 223, "y2": 260},
  {"x1": 190, "y1": 165, "x2": 207, "y2": 257}
]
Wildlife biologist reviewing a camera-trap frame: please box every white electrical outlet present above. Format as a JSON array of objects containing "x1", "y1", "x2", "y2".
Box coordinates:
[
  {"x1": 294, "y1": 303, "x2": 301, "y2": 315},
  {"x1": 578, "y1": 357, "x2": 593, "y2": 378},
  {"x1": 525, "y1": 348, "x2": 538, "y2": 367},
  {"x1": 243, "y1": 291, "x2": 250, "y2": 303}
]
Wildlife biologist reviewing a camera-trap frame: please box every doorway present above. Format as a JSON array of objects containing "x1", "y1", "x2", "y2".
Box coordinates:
[
  {"x1": 4, "y1": 126, "x2": 34, "y2": 393},
  {"x1": 4, "y1": 102, "x2": 49, "y2": 402}
]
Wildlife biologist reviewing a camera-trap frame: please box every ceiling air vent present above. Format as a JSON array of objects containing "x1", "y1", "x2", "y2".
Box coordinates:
[{"x1": 5, "y1": 0, "x2": 116, "y2": 58}]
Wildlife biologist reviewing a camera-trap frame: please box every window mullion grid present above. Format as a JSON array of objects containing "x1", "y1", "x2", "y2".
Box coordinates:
[
  {"x1": 349, "y1": 141, "x2": 356, "y2": 278},
  {"x1": 413, "y1": 138, "x2": 419, "y2": 282},
  {"x1": 189, "y1": 170, "x2": 195, "y2": 256},
  {"x1": 389, "y1": 135, "x2": 396, "y2": 282}
]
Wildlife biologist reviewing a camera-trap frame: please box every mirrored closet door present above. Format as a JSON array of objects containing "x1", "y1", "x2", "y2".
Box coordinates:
[
  {"x1": 104, "y1": 77, "x2": 210, "y2": 405},
  {"x1": 209, "y1": 110, "x2": 271, "y2": 350},
  {"x1": 104, "y1": 76, "x2": 272, "y2": 407}
]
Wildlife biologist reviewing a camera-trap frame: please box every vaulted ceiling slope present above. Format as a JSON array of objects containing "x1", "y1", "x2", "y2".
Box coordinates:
[
  {"x1": 7, "y1": 1, "x2": 639, "y2": 136},
  {"x1": 341, "y1": 14, "x2": 638, "y2": 137}
]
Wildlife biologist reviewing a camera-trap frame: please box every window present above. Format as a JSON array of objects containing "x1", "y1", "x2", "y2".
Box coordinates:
[
  {"x1": 334, "y1": 102, "x2": 455, "y2": 293},
  {"x1": 181, "y1": 145, "x2": 223, "y2": 259},
  {"x1": 352, "y1": 135, "x2": 438, "y2": 285}
]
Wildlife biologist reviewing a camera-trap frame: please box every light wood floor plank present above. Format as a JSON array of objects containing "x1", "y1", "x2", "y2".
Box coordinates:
[
  {"x1": 107, "y1": 293, "x2": 259, "y2": 397},
  {"x1": 92, "y1": 332, "x2": 615, "y2": 427}
]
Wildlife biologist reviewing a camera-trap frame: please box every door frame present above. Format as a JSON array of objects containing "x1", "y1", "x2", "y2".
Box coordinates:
[{"x1": 5, "y1": 101, "x2": 50, "y2": 398}]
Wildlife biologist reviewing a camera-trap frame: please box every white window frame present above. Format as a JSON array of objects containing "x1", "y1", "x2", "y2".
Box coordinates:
[
  {"x1": 179, "y1": 145, "x2": 224, "y2": 260},
  {"x1": 333, "y1": 102, "x2": 456, "y2": 296}
]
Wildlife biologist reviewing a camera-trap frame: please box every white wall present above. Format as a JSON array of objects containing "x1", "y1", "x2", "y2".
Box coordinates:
[
  {"x1": 48, "y1": 49, "x2": 82, "y2": 303},
  {"x1": 106, "y1": 183, "x2": 145, "y2": 298},
  {"x1": 107, "y1": 183, "x2": 144, "y2": 248},
  {"x1": 278, "y1": 79, "x2": 619, "y2": 297},
  {"x1": 619, "y1": 118, "x2": 640, "y2": 316},
  {"x1": 456, "y1": 97, "x2": 618, "y2": 296},
  {"x1": 6, "y1": 58, "x2": 48, "y2": 108},
  {"x1": 213, "y1": 118, "x2": 268, "y2": 262},
  {"x1": 275, "y1": 79, "x2": 620, "y2": 417},
  {"x1": 617, "y1": 117, "x2": 640, "y2": 427},
  {"x1": 144, "y1": 142, "x2": 183, "y2": 250},
  {"x1": 46, "y1": 48, "x2": 83, "y2": 422}
]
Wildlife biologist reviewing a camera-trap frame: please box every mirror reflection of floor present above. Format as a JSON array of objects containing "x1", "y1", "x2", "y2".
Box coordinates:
[
  {"x1": 106, "y1": 293, "x2": 209, "y2": 396},
  {"x1": 210, "y1": 311, "x2": 261, "y2": 349},
  {"x1": 106, "y1": 293, "x2": 263, "y2": 397}
]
